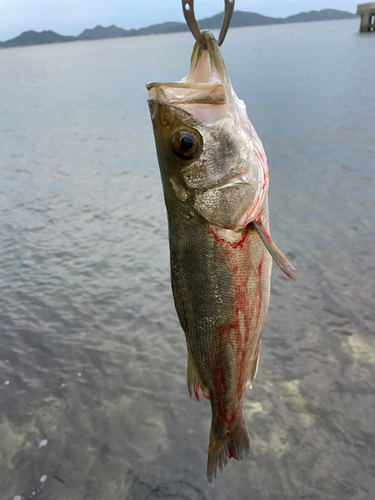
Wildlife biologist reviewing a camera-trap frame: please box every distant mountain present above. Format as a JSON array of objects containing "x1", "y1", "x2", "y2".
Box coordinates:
[
  {"x1": 198, "y1": 9, "x2": 357, "y2": 29},
  {"x1": 198, "y1": 11, "x2": 280, "y2": 30},
  {"x1": 0, "y1": 9, "x2": 358, "y2": 49},
  {"x1": 135, "y1": 21, "x2": 189, "y2": 36},
  {"x1": 284, "y1": 8, "x2": 357, "y2": 23},
  {"x1": 77, "y1": 25, "x2": 128, "y2": 41},
  {"x1": 0, "y1": 29, "x2": 75, "y2": 48}
]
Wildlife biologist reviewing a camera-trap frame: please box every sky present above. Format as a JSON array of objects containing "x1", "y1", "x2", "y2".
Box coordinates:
[{"x1": 0, "y1": 0, "x2": 359, "y2": 42}]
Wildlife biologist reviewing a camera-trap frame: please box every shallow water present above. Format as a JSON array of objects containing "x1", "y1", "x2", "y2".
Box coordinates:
[{"x1": 0, "y1": 18, "x2": 374, "y2": 500}]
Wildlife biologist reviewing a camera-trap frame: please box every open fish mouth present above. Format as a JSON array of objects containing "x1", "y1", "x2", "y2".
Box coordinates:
[
  {"x1": 147, "y1": 31, "x2": 231, "y2": 124},
  {"x1": 147, "y1": 31, "x2": 269, "y2": 229},
  {"x1": 146, "y1": 82, "x2": 227, "y2": 106}
]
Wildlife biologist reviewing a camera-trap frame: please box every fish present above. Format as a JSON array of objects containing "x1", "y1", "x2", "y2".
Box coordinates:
[{"x1": 147, "y1": 30, "x2": 295, "y2": 482}]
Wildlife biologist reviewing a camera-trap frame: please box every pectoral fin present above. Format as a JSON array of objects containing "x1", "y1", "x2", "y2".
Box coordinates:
[{"x1": 253, "y1": 218, "x2": 296, "y2": 281}]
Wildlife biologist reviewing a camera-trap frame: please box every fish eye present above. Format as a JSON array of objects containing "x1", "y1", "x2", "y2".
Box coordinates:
[{"x1": 171, "y1": 130, "x2": 202, "y2": 160}]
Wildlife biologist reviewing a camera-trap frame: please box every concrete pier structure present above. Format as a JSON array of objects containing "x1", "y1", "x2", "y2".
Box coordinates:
[{"x1": 357, "y1": 3, "x2": 375, "y2": 31}]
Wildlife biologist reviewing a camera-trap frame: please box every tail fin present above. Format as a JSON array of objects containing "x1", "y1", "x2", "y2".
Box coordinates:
[{"x1": 207, "y1": 415, "x2": 250, "y2": 482}]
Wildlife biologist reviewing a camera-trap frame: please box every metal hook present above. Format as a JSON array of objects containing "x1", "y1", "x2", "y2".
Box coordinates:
[
  {"x1": 217, "y1": 0, "x2": 235, "y2": 46},
  {"x1": 182, "y1": 0, "x2": 235, "y2": 49}
]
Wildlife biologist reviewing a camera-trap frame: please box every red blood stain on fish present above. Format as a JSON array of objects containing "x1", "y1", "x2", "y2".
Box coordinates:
[
  {"x1": 254, "y1": 149, "x2": 263, "y2": 162},
  {"x1": 207, "y1": 225, "x2": 266, "y2": 432},
  {"x1": 190, "y1": 380, "x2": 210, "y2": 402},
  {"x1": 213, "y1": 366, "x2": 238, "y2": 455},
  {"x1": 210, "y1": 228, "x2": 248, "y2": 249}
]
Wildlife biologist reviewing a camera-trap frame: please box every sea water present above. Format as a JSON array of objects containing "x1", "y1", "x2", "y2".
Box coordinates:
[{"x1": 0, "y1": 18, "x2": 374, "y2": 500}]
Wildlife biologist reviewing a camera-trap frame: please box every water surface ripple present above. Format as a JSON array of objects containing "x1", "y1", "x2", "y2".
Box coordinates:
[{"x1": 0, "y1": 19, "x2": 374, "y2": 500}]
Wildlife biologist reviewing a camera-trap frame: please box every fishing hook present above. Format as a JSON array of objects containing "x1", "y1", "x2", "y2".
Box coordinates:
[{"x1": 182, "y1": 0, "x2": 235, "y2": 49}]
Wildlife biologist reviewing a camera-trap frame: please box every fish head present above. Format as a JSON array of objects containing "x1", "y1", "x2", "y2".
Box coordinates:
[{"x1": 147, "y1": 31, "x2": 268, "y2": 229}]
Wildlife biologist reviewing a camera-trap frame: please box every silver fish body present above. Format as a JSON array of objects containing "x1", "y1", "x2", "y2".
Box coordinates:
[{"x1": 147, "y1": 31, "x2": 294, "y2": 481}]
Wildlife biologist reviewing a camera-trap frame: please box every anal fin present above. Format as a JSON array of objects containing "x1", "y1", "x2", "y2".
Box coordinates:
[
  {"x1": 247, "y1": 340, "x2": 261, "y2": 389},
  {"x1": 249, "y1": 353, "x2": 260, "y2": 389},
  {"x1": 253, "y1": 218, "x2": 296, "y2": 281},
  {"x1": 187, "y1": 345, "x2": 209, "y2": 401}
]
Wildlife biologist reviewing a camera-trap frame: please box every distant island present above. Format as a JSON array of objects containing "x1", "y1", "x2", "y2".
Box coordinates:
[{"x1": 0, "y1": 9, "x2": 357, "y2": 49}]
